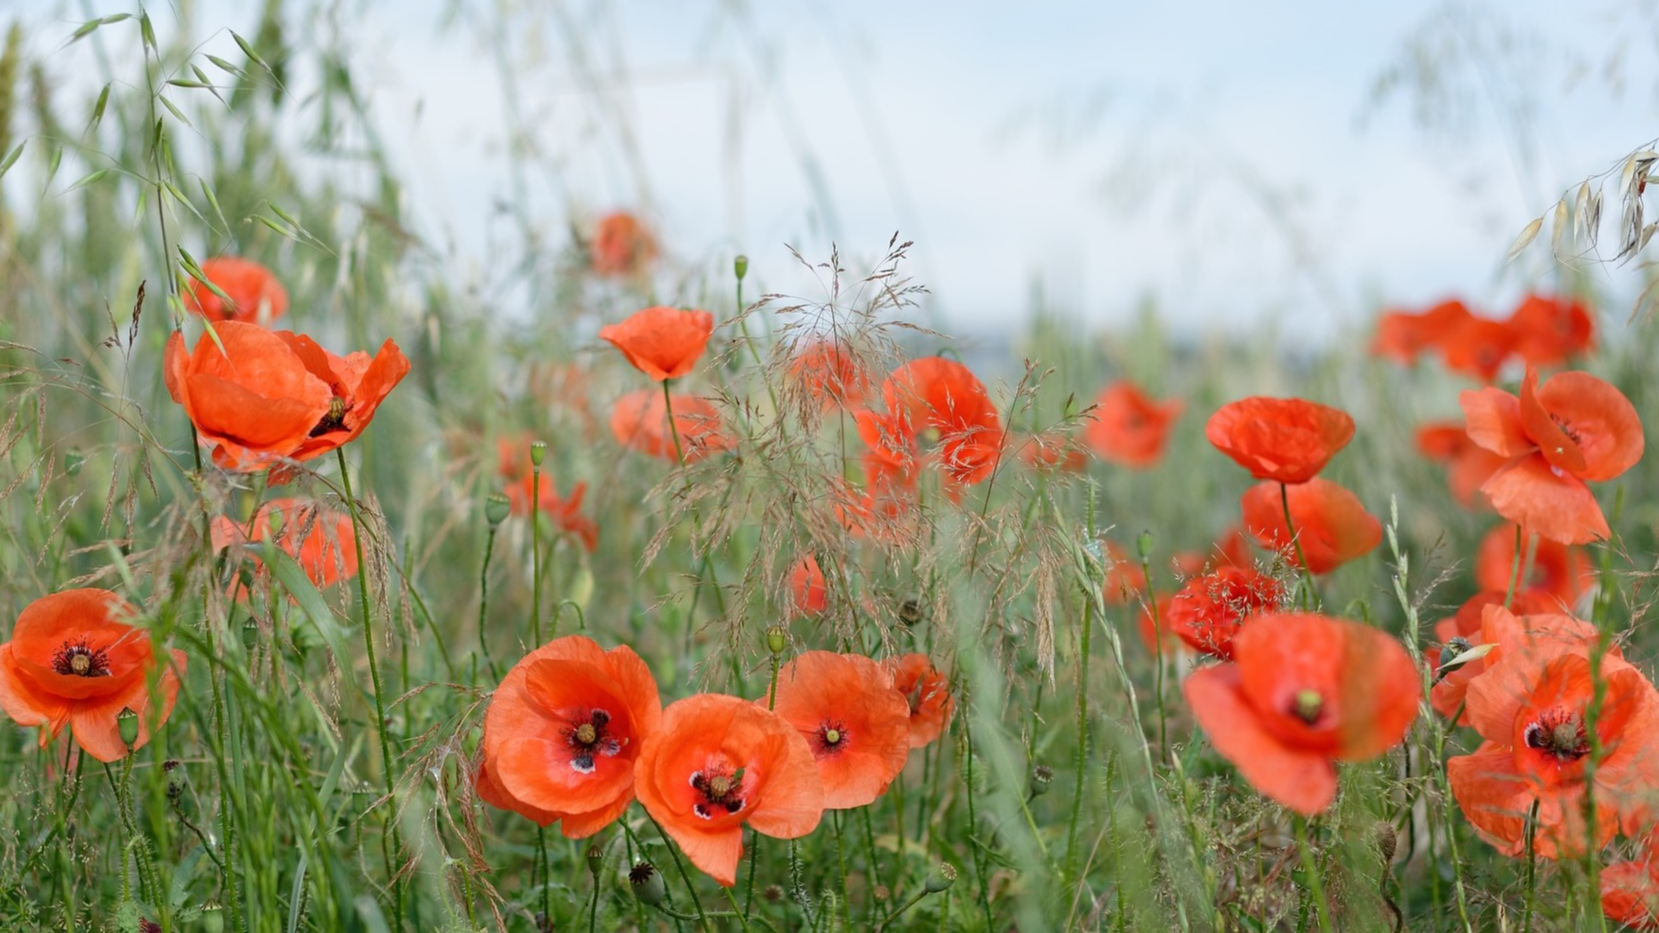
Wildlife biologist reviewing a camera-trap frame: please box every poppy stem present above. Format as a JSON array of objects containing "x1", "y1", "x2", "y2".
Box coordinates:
[
  {"x1": 1502, "y1": 524, "x2": 1530, "y2": 610},
  {"x1": 1138, "y1": 554, "x2": 1167, "y2": 765},
  {"x1": 477, "y1": 525, "x2": 502, "y2": 681},
  {"x1": 662, "y1": 380, "x2": 687, "y2": 466},
  {"x1": 1521, "y1": 797, "x2": 1539, "y2": 933},
  {"x1": 646, "y1": 811, "x2": 711, "y2": 931},
  {"x1": 1278, "y1": 482, "x2": 1317, "y2": 605},
  {"x1": 1294, "y1": 815, "x2": 1332, "y2": 933},
  {"x1": 531, "y1": 464, "x2": 543, "y2": 646},
  {"x1": 334, "y1": 447, "x2": 404, "y2": 933}
]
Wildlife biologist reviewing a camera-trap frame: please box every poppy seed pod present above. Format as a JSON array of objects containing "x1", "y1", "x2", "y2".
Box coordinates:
[
  {"x1": 586, "y1": 844, "x2": 604, "y2": 877},
  {"x1": 1135, "y1": 530, "x2": 1155, "y2": 563},
  {"x1": 118, "y1": 707, "x2": 140, "y2": 748},
  {"x1": 529, "y1": 440, "x2": 546, "y2": 468},
  {"x1": 765, "y1": 625, "x2": 787, "y2": 656},
  {"x1": 734, "y1": 255, "x2": 749, "y2": 281},
  {"x1": 925, "y1": 862, "x2": 958, "y2": 893},
  {"x1": 1029, "y1": 764, "x2": 1054, "y2": 797},
  {"x1": 485, "y1": 493, "x2": 511, "y2": 526},
  {"x1": 628, "y1": 861, "x2": 667, "y2": 906}
]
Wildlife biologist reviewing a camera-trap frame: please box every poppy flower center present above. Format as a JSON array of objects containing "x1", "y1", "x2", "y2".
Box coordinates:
[
  {"x1": 815, "y1": 720, "x2": 849, "y2": 756},
  {"x1": 1291, "y1": 689, "x2": 1324, "y2": 725},
  {"x1": 689, "y1": 768, "x2": 746, "y2": 819},
  {"x1": 51, "y1": 641, "x2": 111, "y2": 678},
  {"x1": 1548, "y1": 413, "x2": 1583, "y2": 446},
  {"x1": 310, "y1": 397, "x2": 349, "y2": 437},
  {"x1": 565, "y1": 708, "x2": 622, "y2": 774},
  {"x1": 1524, "y1": 707, "x2": 1589, "y2": 761}
]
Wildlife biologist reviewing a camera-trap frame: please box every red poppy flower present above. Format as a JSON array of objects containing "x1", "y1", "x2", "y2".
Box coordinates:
[
  {"x1": 1371, "y1": 299, "x2": 1473, "y2": 365},
  {"x1": 870, "y1": 358, "x2": 1004, "y2": 487},
  {"x1": 1416, "y1": 421, "x2": 1509, "y2": 508},
  {"x1": 1240, "y1": 478, "x2": 1381, "y2": 575},
  {"x1": 789, "y1": 556, "x2": 828, "y2": 616},
  {"x1": 854, "y1": 409, "x2": 922, "y2": 493},
  {"x1": 1460, "y1": 369, "x2": 1643, "y2": 544},
  {"x1": 1448, "y1": 640, "x2": 1659, "y2": 858},
  {"x1": 590, "y1": 211, "x2": 657, "y2": 278},
  {"x1": 1082, "y1": 380, "x2": 1184, "y2": 468},
  {"x1": 1172, "y1": 526, "x2": 1251, "y2": 578},
  {"x1": 1136, "y1": 592, "x2": 1182, "y2": 658},
  {"x1": 1164, "y1": 565, "x2": 1285, "y2": 660},
  {"x1": 789, "y1": 340, "x2": 869, "y2": 408},
  {"x1": 1205, "y1": 397, "x2": 1355, "y2": 484},
  {"x1": 634, "y1": 693, "x2": 824, "y2": 886},
  {"x1": 763, "y1": 651, "x2": 911, "y2": 809},
  {"x1": 1017, "y1": 434, "x2": 1088, "y2": 473},
  {"x1": 1508, "y1": 293, "x2": 1593, "y2": 368},
  {"x1": 1183, "y1": 612, "x2": 1419, "y2": 815},
  {"x1": 610, "y1": 389, "x2": 731, "y2": 462},
  {"x1": 599, "y1": 306, "x2": 716, "y2": 382},
  {"x1": 1440, "y1": 315, "x2": 1518, "y2": 382},
  {"x1": 211, "y1": 498, "x2": 359, "y2": 594},
  {"x1": 885, "y1": 654, "x2": 953, "y2": 748},
  {"x1": 185, "y1": 257, "x2": 289, "y2": 325},
  {"x1": 0, "y1": 589, "x2": 186, "y2": 762},
  {"x1": 1100, "y1": 540, "x2": 1149, "y2": 606},
  {"x1": 1428, "y1": 599, "x2": 1601, "y2": 723},
  {"x1": 479, "y1": 635, "x2": 662, "y2": 838},
  {"x1": 164, "y1": 322, "x2": 409, "y2": 472},
  {"x1": 831, "y1": 480, "x2": 918, "y2": 546},
  {"x1": 1473, "y1": 524, "x2": 1590, "y2": 610},
  {"x1": 1602, "y1": 829, "x2": 1659, "y2": 930}
]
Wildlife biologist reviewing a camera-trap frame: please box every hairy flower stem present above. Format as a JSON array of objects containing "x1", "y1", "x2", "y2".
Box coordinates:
[
  {"x1": 1279, "y1": 482, "x2": 1317, "y2": 605},
  {"x1": 531, "y1": 464, "x2": 543, "y2": 646},
  {"x1": 648, "y1": 811, "x2": 711, "y2": 931},
  {"x1": 1295, "y1": 815, "x2": 1332, "y2": 933},
  {"x1": 335, "y1": 448, "x2": 404, "y2": 932},
  {"x1": 1139, "y1": 556, "x2": 1168, "y2": 763},
  {"x1": 1522, "y1": 798, "x2": 1540, "y2": 933},
  {"x1": 962, "y1": 711, "x2": 996, "y2": 931},
  {"x1": 1502, "y1": 523, "x2": 1524, "y2": 610},
  {"x1": 1065, "y1": 575, "x2": 1094, "y2": 889},
  {"x1": 476, "y1": 526, "x2": 501, "y2": 680}
]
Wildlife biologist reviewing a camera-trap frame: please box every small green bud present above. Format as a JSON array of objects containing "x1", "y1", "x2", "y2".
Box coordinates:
[
  {"x1": 629, "y1": 861, "x2": 667, "y2": 906},
  {"x1": 734, "y1": 255, "x2": 749, "y2": 281},
  {"x1": 117, "y1": 707, "x2": 140, "y2": 748},
  {"x1": 529, "y1": 440, "x2": 547, "y2": 468},
  {"x1": 485, "y1": 493, "x2": 511, "y2": 526},
  {"x1": 924, "y1": 862, "x2": 958, "y2": 894},
  {"x1": 1135, "y1": 530, "x2": 1154, "y2": 562},
  {"x1": 1436, "y1": 636, "x2": 1473, "y2": 682},
  {"x1": 765, "y1": 625, "x2": 786, "y2": 656},
  {"x1": 587, "y1": 843, "x2": 604, "y2": 877},
  {"x1": 1029, "y1": 764, "x2": 1053, "y2": 797}
]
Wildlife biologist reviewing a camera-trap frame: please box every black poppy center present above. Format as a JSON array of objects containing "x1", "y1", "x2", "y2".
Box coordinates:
[
  {"x1": 52, "y1": 641, "x2": 111, "y2": 678},
  {"x1": 1524, "y1": 708, "x2": 1589, "y2": 762},
  {"x1": 690, "y1": 768, "x2": 746, "y2": 819},
  {"x1": 566, "y1": 708, "x2": 622, "y2": 774},
  {"x1": 310, "y1": 397, "x2": 349, "y2": 437},
  {"x1": 1549, "y1": 412, "x2": 1583, "y2": 446}
]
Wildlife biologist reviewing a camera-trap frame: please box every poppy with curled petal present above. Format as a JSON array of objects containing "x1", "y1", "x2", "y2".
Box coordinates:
[
  {"x1": 1474, "y1": 524, "x2": 1590, "y2": 611},
  {"x1": 1183, "y1": 613, "x2": 1419, "y2": 815},
  {"x1": 1602, "y1": 829, "x2": 1659, "y2": 930},
  {"x1": 185, "y1": 257, "x2": 289, "y2": 325},
  {"x1": 789, "y1": 556, "x2": 828, "y2": 616},
  {"x1": 885, "y1": 654, "x2": 953, "y2": 748},
  {"x1": 634, "y1": 693, "x2": 823, "y2": 886},
  {"x1": 599, "y1": 306, "x2": 715, "y2": 382},
  {"x1": 590, "y1": 211, "x2": 657, "y2": 278},
  {"x1": 1508, "y1": 293, "x2": 1594, "y2": 368},
  {"x1": 763, "y1": 651, "x2": 911, "y2": 810},
  {"x1": 1448, "y1": 638, "x2": 1659, "y2": 858},
  {"x1": 164, "y1": 322, "x2": 409, "y2": 472},
  {"x1": 1460, "y1": 369, "x2": 1643, "y2": 544},
  {"x1": 0, "y1": 589, "x2": 185, "y2": 763},
  {"x1": 478, "y1": 635, "x2": 662, "y2": 838},
  {"x1": 1205, "y1": 397, "x2": 1354, "y2": 485},
  {"x1": 1083, "y1": 380, "x2": 1184, "y2": 468},
  {"x1": 870, "y1": 357, "x2": 1004, "y2": 487},
  {"x1": 1371, "y1": 298, "x2": 1473, "y2": 365},
  {"x1": 1240, "y1": 478, "x2": 1382, "y2": 575},
  {"x1": 1416, "y1": 421, "x2": 1508, "y2": 509},
  {"x1": 610, "y1": 389, "x2": 731, "y2": 462},
  {"x1": 1165, "y1": 565, "x2": 1285, "y2": 660},
  {"x1": 1428, "y1": 599, "x2": 1598, "y2": 724},
  {"x1": 211, "y1": 498, "x2": 358, "y2": 594}
]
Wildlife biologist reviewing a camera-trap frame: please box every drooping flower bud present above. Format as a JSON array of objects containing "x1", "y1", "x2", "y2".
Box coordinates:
[{"x1": 1375, "y1": 821, "x2": 1398, "y2": 864}]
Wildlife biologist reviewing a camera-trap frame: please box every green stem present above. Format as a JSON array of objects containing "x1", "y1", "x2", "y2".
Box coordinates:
[
  {"x1": 1502, "y1": 524, "x2": 1525, "y2": 610},
  {"x1": 662, "y1": 380, "x2": 686, "y2": 466},
  {"x1": 1139, "y1": 557, "x2": 1167, "y2": 763},
  {"x1": 648, "y1": 812, "x2": 710, "y2": 931},
  {"x1": 1279, "y1": 481, "x2": 1317, "y2": 604},
  {"x1": 1522, "y1": 797, "x2": 1539, "y2": 933},
  {"x1": 477, "y1": 526, "x2": 501, "y2": 680},
  {"x1": 1295, "y1": 815, "x2": 1332, "y2": 933},
  {"x1": 531, "y1": 463, "x2": 543, "y2": 646}
]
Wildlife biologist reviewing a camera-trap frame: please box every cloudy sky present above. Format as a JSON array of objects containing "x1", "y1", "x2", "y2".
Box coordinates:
[{"x1": 8, "y1": 1, "x2": 1658, "y2": 342}]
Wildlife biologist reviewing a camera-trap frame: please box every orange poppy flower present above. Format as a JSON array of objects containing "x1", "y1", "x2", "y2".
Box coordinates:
[
  {"x1": 1371, "y1": 299, "x2": 1473, "y2": 365},
  {"x1": 1448, "y1": 640, "x2": 1659, "y2": 858},
  {"x1": 634, "y1": 693, "x2": 824, "y2": 886},
  {"x1": 1082, "y1": 380, "x2": 1184, "y2": 468},
  {"x1": 479, "y1": 635, "x2": 662, "y2": 838},
  {"x1": 1602, "y1": 829, "x2": 1659, "y2": 930},
  {"x1": 211, "y1": 498, "x2": 358, "y2": 594},
  {"x1": 1240, "y1": 478, "x2": 1381, "y2": 575},
  {"x1": 0, "y1": 589, "x2": 186, "y2": 762},
  {"x1": 789, "y1": 555, "x2": 828, "y2": 615},
  {"x1": 1100, "y1": 540, "x2": 1149, "y2": 606},
  {"x1": 1205, "y1": 397, "x2": 1354, "y2": 485},
  {"x1": 1508, "y1": 293, "x2": 1593, "y2": 368},
  {"x1": 789, "y1": 339, "x2": 869, "y2": 408},
  {"x1": 1460, "y1": 369, "x2": 1643, "y2": 544},
  {"x1": 885, "y1": 654, "x2": 953, "y2": 748},
  {"x1": 590, "y1": 211, "x2": 657, "y2": 278},
  {"x1": 831, "y1": 479, "x2": 918, "y2": 546},
  {"x1": 1416, "y1": 420, "x2": 1508, "y2": 509},
  {"x1": 1164, "y1": 565, "x2": 1285, "y2": 660},
  {"x1": 1183, "y1": 612, "x2": 1419, "y2": 815},
  {"x1": 1473, "y1": 524, "x2": 1590, "y2": 610},
  {"x1": 185, "y1": 257, "x2": 290, "y2": 325},
  {"x1": 763, "y1": 651, "x2": 911, "y2": 809},
  {"x1": 874, "y1": 358, "x2": 1004, "y2": 487},
  {"x1": 164, "y1": 322, "x2": 409, "y2": 472},
  {"x1": 1439, "y1": 314, "x2": 1518, "y2": 382},
  {"x1": 610, "y1": 389, "x2": 731, "y2": 462},
  {"x1": 854, "y1": 409, "x2": 922, "y2": 493},
  {"x1": 1428, "y1": 598, "x2": 1597, "y2": 723},
  {"x1": 598, "y1": 306, "x2": 716, "y2": 382}
]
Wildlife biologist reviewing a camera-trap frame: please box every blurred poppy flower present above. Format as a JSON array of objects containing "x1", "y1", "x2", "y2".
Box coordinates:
[
  {"x1": 164, "y1": 322, "x2": 409, "y2": 472},
  {"x1": 1440, "y1": 315, "x2": 1518, "y2": 383},
  {"x1": 1205, "y1": 397, "x2": 1354, "y2": 485},
  {"x1": 1371, "y1": 299, "x2": 1473, "y2": 365},
  {"x1": 854, "y1": 409, "x2": 922, "y2": 493},
  {"x1": 478, "y1": 635, "x2": 662, "y2": 838},
  {"x1": 1416, "y1": 421, "x2": 1508, "y2": 508},
  {"x1": 1449, "y1": 637, "x2": 1659, "y2": 858},
  {"x1": 885, "y1": 654, "x2": 953, "y2": 748},
  {"x1": 763, "y1": 651, "x2": 911, "y2": 809},
  {"x1": 1136, "y1": 592, "x2": 1182, "y2": 658},
  {"x1": 1082, "y1": 380, "x2": 1183, "y2": 468},
  {"x1": 869, "y1": 358, "x2": 1004, "y2": 487},
  {"x1": 1164, "y1": 565, "x2": 1285, "y2": 660},
  {"x1": 185, "y1": 257, "x2": 289, "y2": 325},
  {"x1": 1474, "y1": 524, "x2": 1591, "y2": 611},
  {"x1": 211, "y1": 498, "x2": 358, "y2": 594},
  {"x1": 1017, "y1": 434, "x2": 1088, "y2": 473},
  {"x1": 1172, "y1": 526, "x2": 1251, "y2": 578},
  {"x1": 590, "y1": 211, "x2": 657, "y2": 278},
  {"x1": 1240, "y1": 478, "x2": 1381, "y2": 575},
  {"x1": 1101, "y1": 540, "x2": 1149, "y2": 606},
  {"x1": 789, "y1": 556, "x2": 828, "y2": 616},
  {"x1": 1508, "y1": 293, "x2": 1593, "y2": 368},
  {"x1": 498, "y1": 437, "x2": 598, "y2": 552},
  {"x1": 599, "y1": 306, "x2": 715, "y2": 382},
  {"x1": 1602, "y1": 829, "x2": 1659, "y2": 930},
  {"x1": 790, "y1": 340, "x2": 869, "y2": 409},
  {"x1": 610, "y1": 389, "x2": 731, "y2": 462},
  {"x1": 634, "y1": 694, "x2": 823, "y2": 886},
  {"x1": 1428, "y1": 599, "x2": 1600, "y2": 724},
  {"x1": 0, "y1": 589, "x2": 185, "y2": 762},
  {"x1": 1460, "y1": 369, "x2": 1643, "y2": 544},
  {"x1": 1183, "y1": 612, "x2": 1419, "y2": 815}
]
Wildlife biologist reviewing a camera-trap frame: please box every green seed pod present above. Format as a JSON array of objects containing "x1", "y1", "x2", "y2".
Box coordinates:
[
  {"x1": 924, "y1": 862, "x2": 958, "y2": 894},
  {"x1": 484, "y1": 493, "x2": 511, "y2": 527},
  {"x1": 529, "y1": 440, "x2": 547, "y2": 468},
  {"x1": 1135, "y1": 530, "x2": 1155, "y2": 562},
  {"x1": 765, "y1": 625, "x2": 787, "y2": 656},
  {"x1": 734, "y1": 255, "x2": 749, "y2": 281},
  {"x1": 1029, "y1": 764, "x2": 1054, "y2": 797},
  {"x1": 587, "y1": 843, "x2": 604, "y2": 877},
  {"x1": 629, "y1": 861, "x2": 667, "y2": 906},
  {"x1": 117, "y1": 707, "x2": 140, "y2": 748}
]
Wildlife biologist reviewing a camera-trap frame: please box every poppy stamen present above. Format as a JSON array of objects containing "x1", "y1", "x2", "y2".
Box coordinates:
[
  {"x1": 310, "y1": 397, "x2": 349, "y2": 437},
  {"x1": 51, "y1": 640, "x2": 111, "y2": 678},
  {"x1": 565, "y1": 708, "x2": 621, "y2": 774},
  {"x1": 814, "y1": 720, "x2": 850, "y2": 755},
  {"x1": 1549, "y1": 412, "x2": 1583, "y2": 446},
  {"x1": 1523, "y1": 707, "x2": 1590, "y2": 761},
  {"x1": 1292, "y1": 689, "x2": 1325, "y2": 725},
  {"x1": 689, "y1": 768, "x2": 746, "y2": 819}
]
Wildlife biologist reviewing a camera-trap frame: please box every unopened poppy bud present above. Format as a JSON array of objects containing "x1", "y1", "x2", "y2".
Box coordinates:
[
  {"x1": 924, "y1": 862, "x2": 957, "y2": 894},
  {"x1": 1436, "y1": 637, "x2": 1473, "y2": 681},
  {"x1": 734, "y1": 255, "x2": 749, "y2": 281},
  {"x1": 587, "y1": 843, "x2": 604, "y2": 877},
  {"x1": 1029, "y1": 764, "x2": 1054, "y2": 797},
  {"x1": 1375, "y1": 822, "x2": 1398, "y2": 864},
  {"x1": 765, "y1": 625, "x2": 786, "y2": 656},
  {"x1": 629, "y1": 861, "x2": 667, "y2": 906},
  {"x1": 1135, "y1": 530, "x2": 1154, "y2": 562},
  {"x1": 485, "y1": 493, "x2": 510, "y2": 526},
  {"x1": 529, "y1": 440, "x2": 547, "y2": 468},
  {"x1": 118, "y1": 707, "x2": 140, "y2": 748}
]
